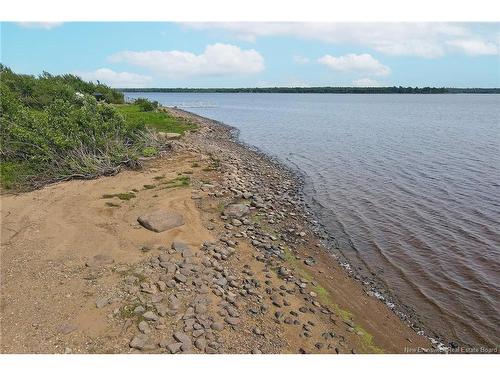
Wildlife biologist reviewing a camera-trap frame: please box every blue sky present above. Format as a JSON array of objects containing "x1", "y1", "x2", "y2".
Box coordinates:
[{"x1": 1, "y1": 22, "x2": 499, "y2": 87}]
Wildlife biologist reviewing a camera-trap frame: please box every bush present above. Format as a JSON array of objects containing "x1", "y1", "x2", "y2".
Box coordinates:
[
  {"x1": 0, "y1": 67, "x2": 163, "y2": 190},
  {"x1": 134, "y1": 98, "x2": 159, "y2": 112}
]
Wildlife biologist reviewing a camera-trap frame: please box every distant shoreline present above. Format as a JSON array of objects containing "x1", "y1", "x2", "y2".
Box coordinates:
[{"x1": 118, "y1": 87, "x2": 500, "y2": 94}]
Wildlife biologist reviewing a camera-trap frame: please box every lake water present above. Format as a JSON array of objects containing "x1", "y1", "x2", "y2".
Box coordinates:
[{"x1": 125, "y1": 92, "x2": 500, "y2": 347}]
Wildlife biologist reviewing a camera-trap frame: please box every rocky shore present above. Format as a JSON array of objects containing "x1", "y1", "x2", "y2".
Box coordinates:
[{"x1": 0, "y1": 107, "x2": 431, "y2": 354}]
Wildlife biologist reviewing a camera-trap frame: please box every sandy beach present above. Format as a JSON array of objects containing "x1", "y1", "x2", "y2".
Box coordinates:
[{"x1": 0, "y1": 107, "x2": 431, "y2": 354}]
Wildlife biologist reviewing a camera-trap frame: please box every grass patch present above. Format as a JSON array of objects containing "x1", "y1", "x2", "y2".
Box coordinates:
[
  {"x1": 119, "y1": 302, "x2": 145, "y2": 323},
  {"x1": 157, "y1": 175, "x2": 190, "y2": 190},
  {"x1": 141, "y1": 146, "x2": 158, "y2": 157},
  {"x1": 143, "y1": 184, "x2": 155, "y2": 189},
  {"x1": 105, "y1": 202, "x2": 120, "y2": 207},
  {"x1": 114, "y1": 104, "x2": 198, "y2": 134},
  {"x1": 101, "y1": 192, "x2": 136, "y2": 200},
  {"x1": 153, "y1": 175, "x2": 165, "y2": 180}
]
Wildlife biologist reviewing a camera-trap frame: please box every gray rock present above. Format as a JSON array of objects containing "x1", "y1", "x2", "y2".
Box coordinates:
[
  {"x1": 215, "y1": 277, "x2": 227, "y2": 287},
  {"x1": 171, "y1": 241, "x2": 194, "y2": 258},
  {"x1": 195, "y1": 304, "x2": 208, "y2": 314},
  {"x1": 138, "y1": 321, "x2": 151, "y2": 334},
  {"x1": 304, "y1": 257, "x2": 316, "y2": 266},
  {"x1": 223, "y1": 204, "x2": 250, "y2": 218},
  {"x1": 211, "y1": 321, "x2": 224, "y2": 331},
  {"x1": 278, "y1": 267, "x2": 290, "y2": 277},
  {"x1": 137, "y1": 210, "x2": 184, "y2": 233},
  {"x1": 224, "y1": 316, "x2": 241, "y2": 326},
  {"x1": 95, "y1": 297, "x2": 110, "y2": 309},
  {"x1": 173, "y1": 331, "x2": 191, "y2": 344},
  {"x1": 159, "y1": 253, "x2": 170, "y2": 262},
  {"x1": 156, "y1": 304, "x2": 169, "y2": 317},
  {"x1": 129, "y1": 334, "x2": 156, "y2": 350},
  {"x1": 143, "y1": 311, "x2": 159, "y2": 321},
  {"x1": 133, "y1": 305, "x2": 146, "y2": 314},
  {"x1": 174, "y1": 273, "x2": 187, "y2": 283},
  {"x1": 167, "y1": 342, "x2": 183, "y2": 354},
  {"x1": 231, "y1": 219, "x2": 243, "y2": 227},
  {"x1": 193, "y1": 329, "x2": 205, "y2": 338},
  {"x1": 195, "y1": 337, "x2": 207, "y2": 351}
]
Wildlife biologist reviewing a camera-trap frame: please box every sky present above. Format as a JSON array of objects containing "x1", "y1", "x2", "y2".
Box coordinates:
[{"x1": 1, "y1": 22, "x2": 499, "y2": 88}]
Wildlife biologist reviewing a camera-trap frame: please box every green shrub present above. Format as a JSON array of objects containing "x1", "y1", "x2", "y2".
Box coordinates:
[
  {"x1": 134, "y1": 98, "x2": 159, "y2": 112},
  {"x1": 0, "y1": 66, "x2": 163, "y2": 190}
]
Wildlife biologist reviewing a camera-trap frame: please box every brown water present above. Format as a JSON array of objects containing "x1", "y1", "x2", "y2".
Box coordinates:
[{"x1": 126, "y1": 92, "x2": 500, "y2": 347}]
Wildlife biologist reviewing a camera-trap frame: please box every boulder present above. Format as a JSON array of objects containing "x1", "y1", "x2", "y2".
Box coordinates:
[
  {"x1": 223, "y1": 204, "x2": 250, "y2": 218},
  {"x1": 137, "y1": 210, "x2": 184, "y2": 232}
]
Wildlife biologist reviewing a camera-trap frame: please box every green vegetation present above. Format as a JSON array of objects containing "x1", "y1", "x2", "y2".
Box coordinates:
[
  {"x1": 280, "y1": 247, "x2": 383, "y2": 353},
  {"x1": 141, "y1": 146, "x2": 158, "y2": 157},
  {"x1": 114, "y1": 104, "x2": 197, "y2": 134},
  {"x1": 101, "y1": 192, "x2": 136, "y2": 200},
  {"x1": 122, "y1": 87, "x2": 500, "y2": 94},
  {"x1": 143, "y1": 184, "x2": 155, "y2": 189},
  {"x1": 134, "y1": 98, "x2": 159, "y2": 112},
  {"x1": 0, "y1": 66, "x2": 163, "y2": 190},
  {"x1": 157, "y1": 175, "x2": 190, "y2": 189}
]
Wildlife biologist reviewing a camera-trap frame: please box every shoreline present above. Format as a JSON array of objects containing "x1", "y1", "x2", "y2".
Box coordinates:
[
  {"x1": 1, "y1": 106, "x2": 433, "y2": 354},
  {"x1": 164, "y1": 106, "x2": 438, "y2": 351},
  {"x1": 166, "y1": 106, "x2": 458, "y2": 352}
]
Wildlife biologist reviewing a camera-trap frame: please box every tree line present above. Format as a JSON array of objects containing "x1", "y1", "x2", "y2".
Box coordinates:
[{"x1": 119, "y1": 87, "x2": 499, "y2": 94}]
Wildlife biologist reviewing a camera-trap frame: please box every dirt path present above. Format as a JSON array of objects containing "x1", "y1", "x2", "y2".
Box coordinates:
[{"x1": 0, "y1": 113, "x2": 430, "y2": 354}]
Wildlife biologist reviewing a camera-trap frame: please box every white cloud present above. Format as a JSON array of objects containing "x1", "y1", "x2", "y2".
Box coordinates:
[
  {"x1": 293, "y1": 55, "x2": 310, "y2": 64},
  {"x1": 318, "y1": 53, "x2": 390, "y2": 76},
  {"x1": 352, "y1": 78, "x2": 382, "y2": 87},
  {"x1": 446, "y1": 39, "x2": 499, "y2": 55},
  {"x1": 17, "y1": 22, "x2": 63, "y2": 30},
  {"x1": 184, "y1": 22, "x2": 499, "y2": 58},
  {"x1": 76, "y1": 68, "x2": 152, "y2": 88},
  {"x1": 109, "y1": 43, "x2": 264, "y2": 77}
]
